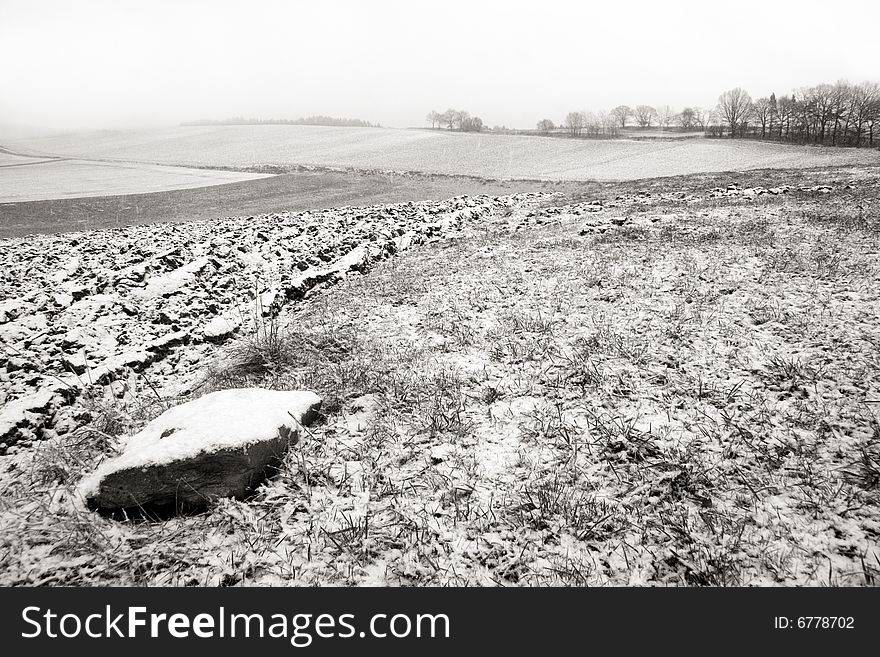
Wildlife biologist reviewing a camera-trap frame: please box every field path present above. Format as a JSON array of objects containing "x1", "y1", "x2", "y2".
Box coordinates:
[
  {"x1": 0, "y1": 159, "x2": 66, "y2": 169},
  {"x1": 0, "y1": 145, "x2": 56, "y2": 159},
  {"x1": 0, "y1": 144, "x2": 65, "y2": 168}
]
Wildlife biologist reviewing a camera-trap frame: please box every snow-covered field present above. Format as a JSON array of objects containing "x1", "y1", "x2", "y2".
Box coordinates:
[
  {"x1": 0, "y1": 158, "x2": 272, "y2": 203},
  {"x1": 0, "y1": 194, "x2": 527, "y2": 454},
  {"x1": 8, "y1": 125, "x2": 880, "y2": 182},
  {"x1": 1, "y1": 165, "x2": 878, "y2": 586}
]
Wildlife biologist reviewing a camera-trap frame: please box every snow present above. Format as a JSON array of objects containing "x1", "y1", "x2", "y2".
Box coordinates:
[
  {"x1": 0, "y1": 389, "x2": 56, "y2": 439},
  {"x1": 5, "y1": 128, "x2": 874, "y2": 181},
  {"x1": 140, "y1": 257, "x2": 210, "y2": 297},
  {"x1": 0, "y1": 194, "x2": 517, "y2": 452},
  {"x1": 0, "y1": 297, "x2": 26, "y2": 323},
  {"x1": 202, "y1": 314, "x2": 242, "y2": 340}
]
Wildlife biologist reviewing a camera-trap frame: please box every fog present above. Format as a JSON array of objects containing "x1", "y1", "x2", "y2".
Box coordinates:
[{"x1": 2, "y1": 0, "x2": 878, "y2": 133}]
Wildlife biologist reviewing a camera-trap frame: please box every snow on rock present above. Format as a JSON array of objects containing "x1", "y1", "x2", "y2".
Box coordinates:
[
  {"x1": 78, "y1": 388, "x2": 322, "y2": 513},
  {"x1": 0, "y1": 389, "x2": 60, "y2": 447},
  {"x1": 139, "y1": 257, "x2": 210, "y2": 298},
  {"x1": 0, "y1": 297, "x2": 27, "y2": 324},
  {"x1": 201, "y1": 314, "x2": 243, "y2": 341}
]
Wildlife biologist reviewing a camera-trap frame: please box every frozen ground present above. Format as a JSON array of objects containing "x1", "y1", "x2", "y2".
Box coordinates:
[{"x1": 0, "y1": 165, "x2": 878, "y2": 586}]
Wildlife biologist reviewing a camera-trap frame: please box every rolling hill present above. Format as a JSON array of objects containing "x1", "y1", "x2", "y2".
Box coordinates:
[{"x1": 9, "y1": 125, "x2": 880, "y2": 182}]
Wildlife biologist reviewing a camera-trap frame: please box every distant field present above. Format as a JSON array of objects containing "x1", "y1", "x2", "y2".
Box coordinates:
[
  {"x1": 0, "y1": 169, "x2": 562, "y2": 238},
  {"x1": 0, "y1": 158, "x2": 271, "y2": 202},
  {"x1": 9, "y1": 125, "x2": 879, "y2": 181},
  {"x1": 622, "y1": 129, "x2": 705, "y2": 139}
]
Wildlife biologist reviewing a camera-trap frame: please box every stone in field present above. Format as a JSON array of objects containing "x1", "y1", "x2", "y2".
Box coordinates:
[
  {"x1": 201, "y1": 314, "x2": 242, "y2": 341},
  {"x1": 78, "y1": 388, "x2": 322, "y2": 514}
]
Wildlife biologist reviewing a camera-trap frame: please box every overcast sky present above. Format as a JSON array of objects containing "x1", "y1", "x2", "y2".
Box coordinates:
[{"x1": 2, "y1": 0, "x2": 878, "y2": 131}]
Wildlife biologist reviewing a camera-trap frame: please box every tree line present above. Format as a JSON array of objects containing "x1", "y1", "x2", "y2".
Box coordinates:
[
  {"x1": 715, "y1": 82, "x2": 880, "y2": 146},
  {"x1": 550, "y1": 81, "x2": 880, "y2": 147},
  {"x1": 425, "y1": 109, "x2": 485, "y2": 132},
  {"x1": 183, "y1": 116, "x2": 378, "y2": 128},
  {"x1": 423, "y1": 80, "x2": 880, "y2": 148},
  {"x1": 533, "y1": 105, "x2": 705, "y2": 138}
]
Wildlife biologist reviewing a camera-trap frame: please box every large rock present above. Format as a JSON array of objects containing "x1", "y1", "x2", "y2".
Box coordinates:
[{"x1": 78, "y1": 388, "x2": 321, "y2": 514}]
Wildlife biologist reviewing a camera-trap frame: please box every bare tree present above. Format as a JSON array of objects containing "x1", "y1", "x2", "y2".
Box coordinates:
[
  {"x1": 582, "y1": 112, "x2": 603, "y2": 137},
  {"x1": 717, "y1": 88, "x2": 753, "y2": 138},
  {"x1": 777, "y1": 95, "x2": 794, "y2": 139},
  {"x1": 564, "y1": 111, "x2": 586, "y2": 137},
  {"x1": 634, "y1": 105, "x2": 656, "y2": 128},
  {"x1": 440, "y1": 109, "x2": 458, "y2": 130},
  {"x1": 656, "y1": 104, "x2": 675, "y2": 129},
  {"x1": 463, "y1": 116, "x2": 484, "y2": 132},
  {"x1": 850, "y1": 82, "x2": 880, "y2": 146},
  {"x1": 752, "y1": 98, "x2": 772, "y2": 139},
  {"x1": 677, "y1": 107, "x2": 696, "y2": 130},
  {"x1": 706, "y1": 109, "x2": 725, "y2": 136},
  {"x1": 830, "y1": 81, "x2": 850, "y2": 145},
  {"x1": 610, "y1": 105, "x2": 632, "y2": 129},
  {"x1": 807, "y1": 84, "x2": 836, "y2": 143},
  {"x1": 536, "y1": 119, "x2": 555, "y2": 133},
  {"x1": 692, "y1": 108, "x2": 711, "y2": 131},
  {"x1": 426, "y1": 110, "x2": 442, "y2": 129},
  {"x1": 598, "y1": 111, "x2": 619, "y2": 137},
  {"x1": 768, "y1": 93, "x2": 778, "y2": 137},
  {"x1": 867, "y1": 93, "x2": 880, "y2": 147},
  {"x1": 795, "y1": 93, "x2": 813, "y2": 142}
]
